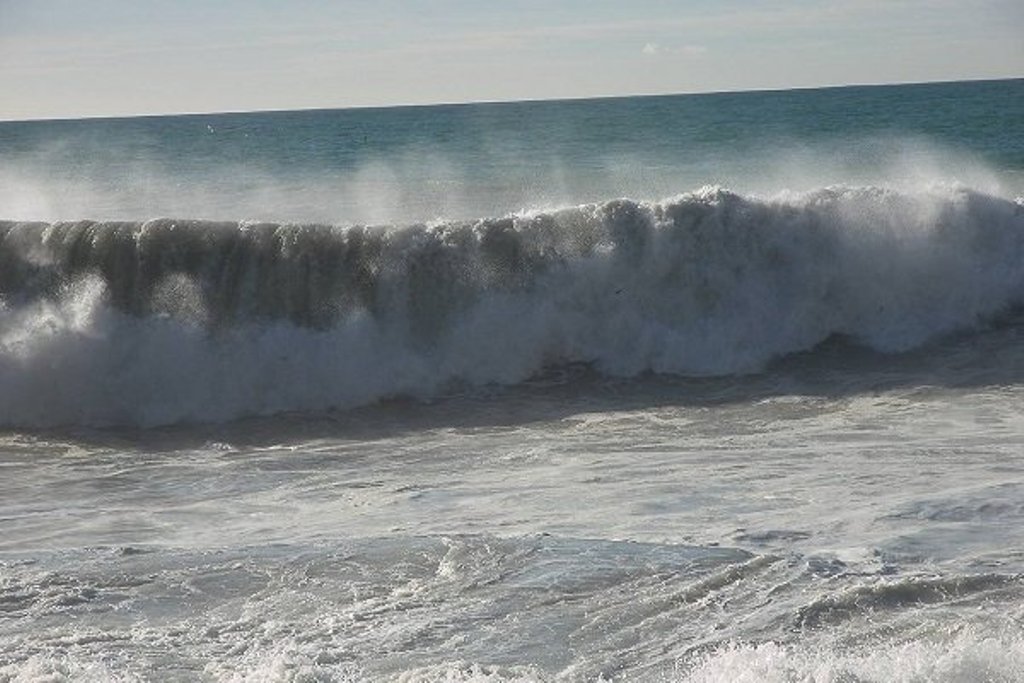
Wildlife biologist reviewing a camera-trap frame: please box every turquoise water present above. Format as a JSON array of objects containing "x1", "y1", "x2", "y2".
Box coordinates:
[
  {"x1": 2, "y1": 80, "x2": 1024, "y2": 681},
  {"x1": 1, "y1": 78, "x2": 1021, "y2": 224}
]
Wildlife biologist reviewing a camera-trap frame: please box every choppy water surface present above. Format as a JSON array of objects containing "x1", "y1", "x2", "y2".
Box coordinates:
[{"x1": 1, "y1": 79, "x2": 1024, "y2": 681}]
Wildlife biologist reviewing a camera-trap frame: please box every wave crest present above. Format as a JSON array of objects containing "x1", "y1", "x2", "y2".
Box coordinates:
[{"x1": 1, "y1": 185, "x2": 1022, "y2": 427}]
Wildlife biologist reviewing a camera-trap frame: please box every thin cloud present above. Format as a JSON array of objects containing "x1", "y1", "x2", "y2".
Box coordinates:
[{"x1": 642, "y1": 43, "x2": 707, "y2": 57}]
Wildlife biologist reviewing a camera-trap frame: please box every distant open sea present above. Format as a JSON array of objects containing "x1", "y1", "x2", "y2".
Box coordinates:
[{"x1": 2, "y1": 78, "x2": 1024, "y2": 681}]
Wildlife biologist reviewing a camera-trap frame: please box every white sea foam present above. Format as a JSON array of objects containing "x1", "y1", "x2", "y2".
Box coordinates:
[
  {"x1": 0, "y1": 184, "x2": 1022, "y2": 427},
  {"x1": 7, "y1": 632, "x2": 1022, "y2": 682},
  {"x1": 680, "y1": 629, "x2": 1024, "y2": 683}
]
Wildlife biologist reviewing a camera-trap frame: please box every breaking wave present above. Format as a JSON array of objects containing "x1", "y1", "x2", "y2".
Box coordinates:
[{"x1": 1, "y1": 184, "x2": 1022, "y2": 427}]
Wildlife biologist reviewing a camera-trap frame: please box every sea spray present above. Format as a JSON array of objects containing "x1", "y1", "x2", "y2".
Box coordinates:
[{"x1": 1, "y1": 185, "x2": 1022, "y2": 427}]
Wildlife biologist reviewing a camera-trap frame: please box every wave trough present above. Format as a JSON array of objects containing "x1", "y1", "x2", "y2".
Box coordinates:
[{"x1": 1, "y1": 184, "x2": 1022, "y2": 427}]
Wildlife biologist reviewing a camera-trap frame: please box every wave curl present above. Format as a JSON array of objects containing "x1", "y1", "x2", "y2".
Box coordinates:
[{"x1": 1, "y1": 185, "x2": 1022, "y2": 427}]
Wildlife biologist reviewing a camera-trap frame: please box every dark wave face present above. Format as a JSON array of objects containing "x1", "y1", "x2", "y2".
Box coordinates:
[{"x1": 1, "y1": 184, "x2": 1022, "y2": 427}]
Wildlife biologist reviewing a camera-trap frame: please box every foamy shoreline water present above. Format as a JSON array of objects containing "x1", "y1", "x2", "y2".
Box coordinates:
[{"x1": 2, "y1": 79, "x2": 1023, "y2": 681}]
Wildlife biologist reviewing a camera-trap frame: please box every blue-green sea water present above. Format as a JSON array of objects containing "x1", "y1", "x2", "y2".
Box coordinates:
[
  {"x1": 2, "y1": 78, "x2": 1021, "y2": 224},
  {"x1": 1, "y1": 79, "x2": 1024, "y2": 681}
]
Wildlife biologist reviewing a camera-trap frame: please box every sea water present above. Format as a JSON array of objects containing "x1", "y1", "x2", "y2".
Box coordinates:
[{"x1": 1, "y1": 79, "x2": 1023, "y2": 681}]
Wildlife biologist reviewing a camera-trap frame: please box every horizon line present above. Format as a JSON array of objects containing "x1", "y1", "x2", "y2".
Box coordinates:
[{"x1": 1, "y1": 75, "x2": 1021, "y2": 125}]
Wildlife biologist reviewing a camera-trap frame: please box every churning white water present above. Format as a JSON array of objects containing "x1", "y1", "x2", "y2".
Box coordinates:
[{"x1": 3, "y1": 80, "x2": 1024, "y2": 681}]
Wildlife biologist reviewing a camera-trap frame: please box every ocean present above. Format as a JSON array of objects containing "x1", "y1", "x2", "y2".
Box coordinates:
[{"x1": 1, "y1": 78, "x2": 1023, "y2": 681}]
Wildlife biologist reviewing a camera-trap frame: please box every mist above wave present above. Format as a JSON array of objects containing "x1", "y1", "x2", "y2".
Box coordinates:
[
  {"x1": 0, "y1": 134, "x2": 1015, "y2": 226},
  {"x1": 1, "y1": 184, "x2": 1022, "y2": 427}
]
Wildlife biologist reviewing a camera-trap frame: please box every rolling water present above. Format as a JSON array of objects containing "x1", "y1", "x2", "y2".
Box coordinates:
[{"x1": 2, "y1": 78, "x2": 1024, "y2": 681}]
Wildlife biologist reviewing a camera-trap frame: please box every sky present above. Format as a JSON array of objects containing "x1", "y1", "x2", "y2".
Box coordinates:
[{"x1": 0, "y1": 0, "x2": 1021, "y2": 120}]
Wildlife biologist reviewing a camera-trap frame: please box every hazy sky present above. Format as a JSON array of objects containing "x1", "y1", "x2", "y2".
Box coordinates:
[{"x1": 1, "y1": 0, "x2": 1021, "y2": 120}]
